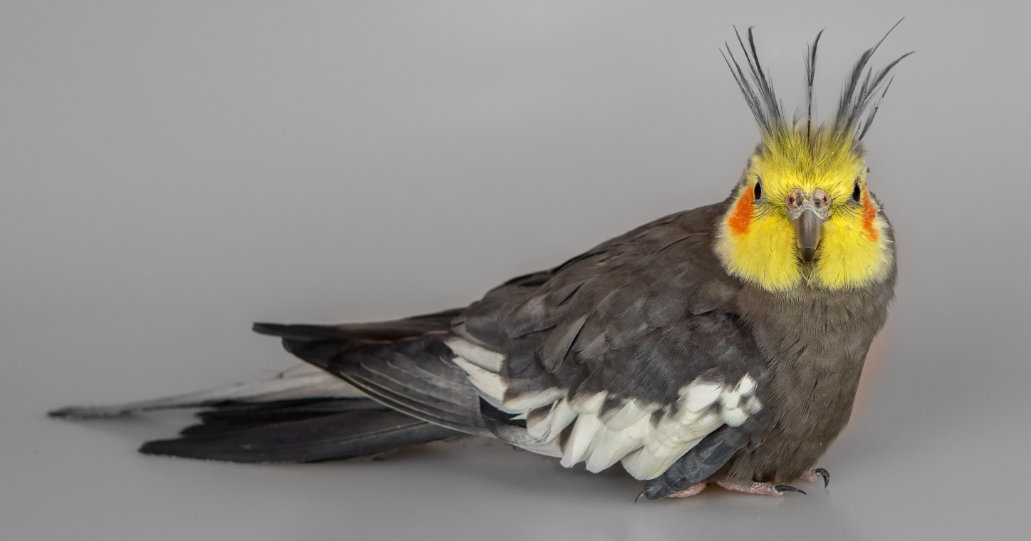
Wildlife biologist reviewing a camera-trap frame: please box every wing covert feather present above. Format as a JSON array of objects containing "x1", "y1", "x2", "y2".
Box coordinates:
[{"x1": 450, "y1": 202, "x2": 773, "y2": 479}]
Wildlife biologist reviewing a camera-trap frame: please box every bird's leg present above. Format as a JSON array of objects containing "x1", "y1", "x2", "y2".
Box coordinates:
[
  {"x1": 715, "y1": 479, "x2": 806, "y2": 496},
  {"x1": 665, "y1": 482, "x2": 708, "y2": 498},
  {"x1": 796, "y1": 467, "x2": 830, "y2": 487}
]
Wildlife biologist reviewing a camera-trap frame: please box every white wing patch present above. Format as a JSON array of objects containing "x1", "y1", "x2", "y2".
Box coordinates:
[
  {"x1": 447, "y1": 337, "x2": 762, "y2": 480},
  {"x1": 446, "y1": 339, "x2": 505, "y2": 372}
]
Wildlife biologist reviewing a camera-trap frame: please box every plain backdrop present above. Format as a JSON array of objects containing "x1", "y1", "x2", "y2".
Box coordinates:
[{"x1": 4, "y1": 2, "x2": 1029, "y2": 540}]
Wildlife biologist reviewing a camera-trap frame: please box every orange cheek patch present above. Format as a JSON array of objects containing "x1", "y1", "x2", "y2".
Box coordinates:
[
  {"x1": 861, "y1": 191, "x2": 879, "y2": 242},
  {"x1": 728, "y1": 189, "x2": 754, "y2": 236}
]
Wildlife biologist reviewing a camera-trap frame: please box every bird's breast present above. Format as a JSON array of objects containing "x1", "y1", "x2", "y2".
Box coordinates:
[{"x1": 725, "y1": 285, "x2": 892, "y2": 482}]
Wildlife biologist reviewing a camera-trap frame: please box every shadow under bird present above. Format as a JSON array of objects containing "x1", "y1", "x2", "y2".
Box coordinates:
[{"x1": 51, "y1": 24, "x2": 910, "y2": 499}]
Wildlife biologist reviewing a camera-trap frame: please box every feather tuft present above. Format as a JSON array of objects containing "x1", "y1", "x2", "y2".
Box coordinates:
[{"x1": 723, "y1": 21, "x2": 912, "y2": 154}]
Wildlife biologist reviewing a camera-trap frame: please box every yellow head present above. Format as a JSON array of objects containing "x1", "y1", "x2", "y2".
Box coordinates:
[{"x1": 714, "y1": 25, "x2": 909, "y2": 292}]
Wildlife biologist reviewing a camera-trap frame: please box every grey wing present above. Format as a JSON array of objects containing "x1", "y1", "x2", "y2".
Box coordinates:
[
  {"x1": 449, "y1": 204, "x2": 773, "y2": 480},
  {"x1": 255, "y1": 317, "x2": 565, "y2": 458}
]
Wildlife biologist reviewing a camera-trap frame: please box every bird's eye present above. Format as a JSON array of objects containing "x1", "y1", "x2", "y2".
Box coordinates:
[
  {"x1": 753, "y1": 177, "x2": 763, "y2": 201},
  {"x1": 852, "y1": 179, "x2": 862, "y2": 203}
]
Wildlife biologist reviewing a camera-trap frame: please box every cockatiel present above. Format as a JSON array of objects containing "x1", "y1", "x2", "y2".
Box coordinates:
[{"x1": 51, "y1": 25, "x2": 908, "y2": 499}]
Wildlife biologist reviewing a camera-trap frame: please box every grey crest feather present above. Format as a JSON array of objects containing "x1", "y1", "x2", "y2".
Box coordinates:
[{"x1": 723, "y1": 21, "x2": 913, "y2": 149}]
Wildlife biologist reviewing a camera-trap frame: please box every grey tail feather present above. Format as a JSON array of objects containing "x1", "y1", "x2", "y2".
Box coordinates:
[
  {"x1": 50, "y1": 309, "x2": 469, "y2": 462},
  {"x1": 251, "y1": 315, "x2": 510, "y2": 444},
  {"x1": 48, "y1": 364, "x2": 363, "y2": 419},
  {"x1": 50, "y1": 371, "x2": 461, "y2": 462},
  {"x1": 252, "y1": 307, "x2": 463, "y2": 343},
  {"x1": 138, "y1": 398, "x2": 460, "y2": 463}
]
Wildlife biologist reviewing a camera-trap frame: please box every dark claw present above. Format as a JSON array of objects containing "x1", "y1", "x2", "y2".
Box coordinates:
[
  {"x1": 814, "y1": 467, "x2": 830, "y2": 488},
  {"x1": 774, "y1": 484, "x2": 807, "y2": 495}
]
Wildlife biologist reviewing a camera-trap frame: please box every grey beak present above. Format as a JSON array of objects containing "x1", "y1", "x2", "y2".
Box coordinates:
[
  {"x1": 786, "y1": 188, "x2": 830, "y2": 263},
  {"x1": 794, "y1": 208, "x2": 823, "y2": 262}
]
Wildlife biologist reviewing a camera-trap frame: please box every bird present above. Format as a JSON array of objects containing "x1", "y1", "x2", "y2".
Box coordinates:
[{"x1": 50, "y1": 24, "x2": 909, "y2": 500}]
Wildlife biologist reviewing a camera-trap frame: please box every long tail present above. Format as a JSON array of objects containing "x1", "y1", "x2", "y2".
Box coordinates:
[
  {"x1": 137, "y1": 397, "x2": 457, "y2": 463},
  {"x1": 48, "y1": 364, "x2": 362, "y2": 419},
  {"x1": 49, "y1": 309, "x2": 471, "y2": 463}
]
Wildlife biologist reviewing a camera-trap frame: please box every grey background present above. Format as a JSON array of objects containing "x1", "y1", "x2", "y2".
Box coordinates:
[{"x1": 4, "y1": 1, "x2": 1029, "y2": 540}]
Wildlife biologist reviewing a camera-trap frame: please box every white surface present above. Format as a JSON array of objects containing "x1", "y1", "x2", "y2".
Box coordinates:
[{"x1": 4, "y1": 2, "x2": 1029, "y2": 540}]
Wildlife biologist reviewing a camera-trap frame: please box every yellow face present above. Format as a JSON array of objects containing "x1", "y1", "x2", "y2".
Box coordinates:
[{"x1": 714, "y1": 130, "x2": 894, "y2": 291}]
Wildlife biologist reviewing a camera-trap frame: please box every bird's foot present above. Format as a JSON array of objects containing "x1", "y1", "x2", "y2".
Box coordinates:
[
  {"x1": 715, "y1": 479, "x2": 806, "y2": 496},
  {"x1": 796, "y1": 467, "x2": 830, "y2": 488},
  {"x1": 665, "y1": 482, "x2": 708, "y2": 498}
]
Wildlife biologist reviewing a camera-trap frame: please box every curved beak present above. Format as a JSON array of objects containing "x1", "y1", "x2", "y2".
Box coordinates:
[
  {"x1": 786, "y1": 188, "x2": 830, "y2": 263},
  {"x1": 793, "y1": 208, "x2": 824, "y2": 262}
]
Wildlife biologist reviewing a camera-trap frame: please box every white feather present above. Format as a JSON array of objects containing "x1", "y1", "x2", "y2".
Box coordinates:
[
  {"x1": 736, "y1": 374, "x2": 757, "y2": 396},
  {"x1": 744, "y1": 395, "x2": 762, "y2": 414},
  {"x1": 450, "y1": 353, "x2": 764, "y2": 482},
  {"x1": 546, "y1": 400, "x2": 578, "y2": 441},
  {"x1": 621, "y1": 446, "x2": 670, "y2": 479},
  {"x1": 722, "y1": 406, "x2": 748, "y2": 427},
  {"x1": 526, "y1": 399, "x2": 577, "y2": 441},
  {"x1": 570, "y1": 391, "x2": 607, "y2": 414},
  {"x1": 444, "y1": 337, "x2": 505, "y2": 372},
  {"x1": 720, "y1": 389, "x2": 742, "y2": 409},
  {"x1": 561, "y1": 413, "x2": 603, "y2": 467},
  {"x1": 584, "y1": 415, "x2": 651, "y2": 472},
  {"x1": 600, "y1": 399, "x2": 652, "y2": 430},
  {"x1": 681, "y1": 381, "x2": 722, "y2": 412},
  {"x1": 502, "y1": 387, "x2": 564, "y2": 412},
  {"x1": 451, "y1": 356, "x2": 507, "y2": 404}
]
